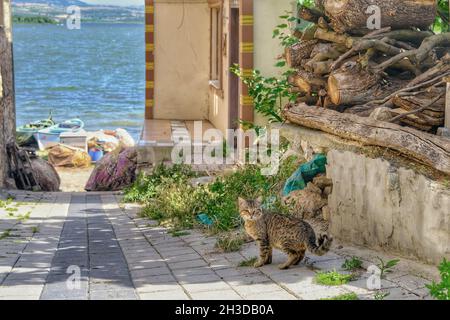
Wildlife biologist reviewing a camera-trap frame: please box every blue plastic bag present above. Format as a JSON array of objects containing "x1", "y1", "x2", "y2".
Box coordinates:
[{"x1": 282, "y1": 154, "x2": 327, "y2": 197}]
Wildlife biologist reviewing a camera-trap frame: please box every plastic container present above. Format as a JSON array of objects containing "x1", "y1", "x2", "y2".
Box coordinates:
[{"x1": 89, "y1": 149, "x2": 104, "y2": 162}]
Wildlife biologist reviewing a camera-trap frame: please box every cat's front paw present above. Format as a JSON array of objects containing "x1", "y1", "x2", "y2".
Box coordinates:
[
  {"x1": 254, "y1": 260, "x2": 265, "y2": 268},
  {"x1": 278, "y1": 263, "x2": 291, "y2": 270}
]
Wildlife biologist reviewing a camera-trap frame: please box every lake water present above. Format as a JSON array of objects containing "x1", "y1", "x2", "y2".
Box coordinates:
[{"x1": 13, "y1": 23, "x2": 145, "y2": 140}]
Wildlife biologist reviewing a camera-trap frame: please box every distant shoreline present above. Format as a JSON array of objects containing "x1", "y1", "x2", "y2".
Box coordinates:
[{"x1": 13, "y1": 16, "x2": 145, "y2": 25}]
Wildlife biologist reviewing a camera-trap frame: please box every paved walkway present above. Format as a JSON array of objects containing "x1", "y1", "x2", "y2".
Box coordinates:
[{"x1": 0, "y1": 191, "x2": 438, "y2": 300}]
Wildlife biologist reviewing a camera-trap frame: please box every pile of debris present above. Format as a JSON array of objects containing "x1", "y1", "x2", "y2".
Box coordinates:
[{"x1": 286, "y1": 0, "x2": 449, "y2": 133}]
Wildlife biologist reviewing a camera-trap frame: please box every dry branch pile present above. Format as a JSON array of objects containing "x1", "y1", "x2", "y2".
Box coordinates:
[{"x1": 286, "y1": 0, "x2": 449, "y2": 133}]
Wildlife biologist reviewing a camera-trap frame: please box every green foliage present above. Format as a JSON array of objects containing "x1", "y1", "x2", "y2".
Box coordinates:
[
  {"x1": 376, "y1": 257, "x2": 400, "y2": 279},
  {"x1": 426, "y1": 258, "x2": 450, "y2": 300},
  {"x1": 342, "y1": 256, "x2": 364, "y2": 271},
  {"x1": 230, "y1": 65, "x2": 298, "y2": 123},
  {"x1": 124, "y1": 164, "x2": 198, "y2": 203},
  {"x1": 321, "y1": 292, "x2": 359, "y2": 300},
  {"x1": 13, "y1": 15, "x2": 57, "y2": 24},
  {"x1": 124, "y1": 156, "x2": 301, "y2": 233},
  {"x1": 433, "y1": 0, "x2": 449, "y2": 33},
  {"x1": 170, "y1": 230, "x2": 190, "y2": 237},
  {"x1": 374, "y1": 290, "x2": 390, "y2": 300},
  {"x1": 238, "y1": 257, "x2": 259, "y2": 267},
  {"x1": 315, "y1": 270, "x2": 354, "y2": 286},
  {"x1": 31, "y1": 226, "x2": 40, "y2": 234}
]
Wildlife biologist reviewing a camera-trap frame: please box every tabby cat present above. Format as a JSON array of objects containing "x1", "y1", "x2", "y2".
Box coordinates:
[{"x1": 239, "y1": 197, "x2": 333, "y2": 270}]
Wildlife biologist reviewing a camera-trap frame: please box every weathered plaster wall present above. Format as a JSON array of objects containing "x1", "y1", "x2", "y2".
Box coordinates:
[
  {"x1": 154, "y1": 0, "x2": 210, "y2": 120},
  {"x1": 278, "y1": 123, "x2": 450, "y2": 265},
  {"x1": 328, "y1": 151, "x2": 450, "y2": 265}
]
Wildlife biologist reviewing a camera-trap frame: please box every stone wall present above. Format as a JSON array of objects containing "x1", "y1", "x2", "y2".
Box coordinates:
[
  {"x1": 278, "y1": 123, "x2": 450, "y2": 265},
  {"x1": 327, "y1": 150, "x2": 450, "y2": 265}
]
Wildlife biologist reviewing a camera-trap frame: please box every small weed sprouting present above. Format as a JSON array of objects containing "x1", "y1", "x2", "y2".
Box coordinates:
[
  {"x1": 31, "y1": 226, "x2": 39, "y2": 234},
  {"x1": 170, "y1": 230, "x2": 190, "y2": 238},
  {"x1": 0, "y1": 229, "x2": 12, "y2": 240},
  {"x1": 374, "y1": 290, "x2": 390, "y2": 300},
  {"x1": 376, "y1": 257, "x2": 400, "y2": 279},
  {"x1": 342, "y1": 256, "x2": 363, "y2": 271},
  {"x1": 426, "y1": 258, "x2": 450, "y2": 300},
  {"x1": 215, "y1": 232, "x2": 245, "y2": 253},
  {"x1": 321, "y1": 292, "x2": 359, "y2": 300},
  {"x1": 238, "y1": 257, "x2": 258, "y2": 267},
  {"x1": 17, "y1": 212, "x2": 31, "y2": 222},
  {"x1": 315, "y1": 270, "x2": 354, "y2": 286}
]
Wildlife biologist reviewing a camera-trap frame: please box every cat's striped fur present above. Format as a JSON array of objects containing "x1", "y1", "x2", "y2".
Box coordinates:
[{"x1": 239, "y1": 197, "x2": 333, "y2": 270}]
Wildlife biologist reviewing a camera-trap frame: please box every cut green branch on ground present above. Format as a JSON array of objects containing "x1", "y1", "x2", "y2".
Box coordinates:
[
  {"x1": 315, "y1": 270, "x2": 354, "y2": 286},
  {"x1": 426, "y1": 258, "x2": 450, "y2": 300}
]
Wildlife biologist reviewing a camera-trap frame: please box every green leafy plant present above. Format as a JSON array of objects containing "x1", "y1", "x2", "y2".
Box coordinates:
[
  {"x1": 321, "y1": 292, "x2": 359, "y2": 300},
  {"x1": 238, "y1": 257, "x2": 259, "y2": 267},
  {"x1": 315, "y1": 270, "x2": 354, "y2": 286},
  {"x1": 31, "y1": 226, "x2": 39, "y2": 234},
  {"x1": 426, "y1": 258, "x2": 450, "y2": 300},
  {"x1": 374, "y1": 290, "x2": 390, "y2": 301},
  {"x1": 433, "y1": 0, "x2": 449, "y2": 33},
  {"x1": 342, "y1": 256, "x2": 363, "y2": 271},
  {"x1": 215, "y1": 232, "x2": 245, "y2": 253},
  {"x1": 376, "y1": 257, "x2": 400, "y2": 279},
  {"x1": 231, "y1": 65, "x2": 298, "y2": 123}
]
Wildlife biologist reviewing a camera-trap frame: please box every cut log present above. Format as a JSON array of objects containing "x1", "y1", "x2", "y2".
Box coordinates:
[
  {"x1": 323, "y1": 0, "x2": 437, "y2": 34},
  {"x1": 328, "y1": 61, "x2": 381, "y2": 105},
  {"x1": 285, "y1": 40, "x2": 318, "y2": 68},
  {"x1": 283, "y1": 103, "x2": 450, "y2": 175},
  {"x1": 290, "y1": 69, "x2": 327, "y2": 95}
]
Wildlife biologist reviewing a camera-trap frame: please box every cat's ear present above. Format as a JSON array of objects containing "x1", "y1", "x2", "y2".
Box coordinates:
[{"x1": 238, "y1": 197, "x2": 247, "y2": 208}]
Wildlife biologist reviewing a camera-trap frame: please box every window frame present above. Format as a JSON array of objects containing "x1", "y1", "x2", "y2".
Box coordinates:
[{"x1": 208, "y1": 0, "x2": 224, "y2": 94}]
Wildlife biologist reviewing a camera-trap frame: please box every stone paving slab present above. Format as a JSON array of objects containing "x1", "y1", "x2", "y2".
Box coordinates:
[{"x1": 0, "y1": 192, "x2": 440, "y2": 300}]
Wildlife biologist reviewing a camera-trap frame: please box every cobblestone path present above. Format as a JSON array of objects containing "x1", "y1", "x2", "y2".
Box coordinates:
[{"x1": 0, "y1": 191, "x2": 437, "y2": 300}]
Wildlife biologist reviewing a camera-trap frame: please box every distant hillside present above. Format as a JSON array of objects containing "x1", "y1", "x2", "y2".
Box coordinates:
[
  {"x1": 13, "y1": 0, "x2": 89, "y2": 6},
  {"x1": 12, "y1": 0, "x2": 145, "y2": 23}
]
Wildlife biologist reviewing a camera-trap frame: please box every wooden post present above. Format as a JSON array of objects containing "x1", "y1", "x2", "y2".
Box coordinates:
[
  {"x1": 145, "y1": 0, "x2": 155, "y2": 120},
  {"x1": 445, "y1": 76, "x2": 450, "y2": 130},
  {"x1": 0, "y1": 0, "x2": 16, "y2": 188}
]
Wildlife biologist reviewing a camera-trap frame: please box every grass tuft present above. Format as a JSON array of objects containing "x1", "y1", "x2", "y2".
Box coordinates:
[
  {"x1": 321, "y1": 292, "x2": 359, "y2": 300},
  {"x1": 238, "y1": 257, "x2": 258, "y2": 267},
  {"x1": 315, "y1": 270, "x2": 354, "y2": 286},
  {"x1": 342, "y1": 256, "x2": 363, "y2": 271}
]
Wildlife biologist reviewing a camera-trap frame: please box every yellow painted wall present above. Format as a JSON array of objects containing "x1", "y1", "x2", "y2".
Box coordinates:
[
  {"x1": 154, "y1": 0, "x2": 210, "y2": 120},
  {"x1": 254, "y1": 0, "x2": 294, "y2": 127},
  {"x1": 208, "y1": 0, "x2": 294, "y2": 133}
]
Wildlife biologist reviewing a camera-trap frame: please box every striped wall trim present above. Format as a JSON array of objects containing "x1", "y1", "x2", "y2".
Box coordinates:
[
  {"x1": 240, "y1": 15, "x2": 253, "y2": 26},
  {"x1": 239, "y1": 0, "x2": 254, "y2": 123},
  {"x1": 146, "y1": 43, "x2": 155, "y2": 52},
  {"x1": 240, "y1": 68, "x2": 253, "y2": 78},
  {"x1": 145, "y1": 0, "x2": 155, "y2": 118},
  {"x1": 240, "y1": 95, "x2": 253, "y2": 106},
  {"x1": 240, "y1": 42, "x2": 254, "y2": 53}
]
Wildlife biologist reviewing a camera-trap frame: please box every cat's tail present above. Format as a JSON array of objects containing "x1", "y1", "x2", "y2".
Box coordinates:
[{"x1": 307, "y1": 234, "x2": 333, "y2": 256}]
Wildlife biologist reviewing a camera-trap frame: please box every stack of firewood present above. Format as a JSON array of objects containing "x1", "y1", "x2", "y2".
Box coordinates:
[{"x1": 285, "y1": 0, "x2": 450, "y2": 133}]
